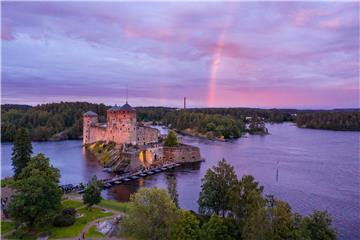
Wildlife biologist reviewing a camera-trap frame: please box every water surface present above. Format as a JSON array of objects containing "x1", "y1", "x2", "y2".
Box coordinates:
[{"x1": 1, "y1": 123, "x2": 359, "y2": 239}]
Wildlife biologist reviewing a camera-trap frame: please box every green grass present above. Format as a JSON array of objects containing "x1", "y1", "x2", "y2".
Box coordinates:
[
  {"x1": 1, "y1": 221, "x2": 16, "y2": 234},
  {"x1": 7, "y1": 199, "x2": 124, "y2": 239},
  {"x1": 48, "y1": 207, "x2": 113, "y2": 239},
  {"x1": 61, "y1": 199, "x2": 84, "y2": 209},
  {"x1": 85, "y1": 225, "x2": 105, "y2": 238},
  {"x1": 98, "y1": 199, "x2": 129, "y2": 212},
  {"x1": 1, "y1": 178, "x2": 15, "y2": 187}
]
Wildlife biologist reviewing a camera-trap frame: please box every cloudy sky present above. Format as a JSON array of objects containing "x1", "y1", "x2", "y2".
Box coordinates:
[{"x1": 1, "y1": 2, "x2": 359, "y2": 108}]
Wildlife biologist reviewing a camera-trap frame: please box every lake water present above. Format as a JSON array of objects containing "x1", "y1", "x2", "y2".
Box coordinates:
[{"x1": 1, "y1": 123, "x2": 359, "y2": 239}]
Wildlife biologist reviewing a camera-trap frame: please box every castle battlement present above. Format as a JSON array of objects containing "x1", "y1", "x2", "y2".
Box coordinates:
[{"x1": 83, "y1": 102, "x2": 160, "y2": 146}]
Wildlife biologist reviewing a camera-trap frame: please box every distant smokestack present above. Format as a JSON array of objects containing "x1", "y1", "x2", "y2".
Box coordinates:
[{"x1": 184, "y1": 97, "x2": 186, "y2": 109}]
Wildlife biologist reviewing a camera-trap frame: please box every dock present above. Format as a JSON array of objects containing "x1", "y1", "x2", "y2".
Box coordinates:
[{"x1": 60, "y1": 163, "x2": 181, "y2": 194}]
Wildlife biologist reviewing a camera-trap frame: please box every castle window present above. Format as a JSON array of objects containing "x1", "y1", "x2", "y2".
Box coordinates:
[{"x1": 128, "y1": 128, "x2": 130, "y2": 131}]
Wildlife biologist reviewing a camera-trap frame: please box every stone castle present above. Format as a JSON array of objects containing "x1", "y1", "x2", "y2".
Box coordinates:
[
  {"x1": 83, "y1": 102, "x2": 202, "y2": 172},
  {"x1": 83, "y1": 102, "x2": 159, "y2": 145}
]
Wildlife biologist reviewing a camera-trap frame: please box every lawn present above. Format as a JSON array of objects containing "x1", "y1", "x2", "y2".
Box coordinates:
[
  {"x1": 1, "y1": 221, "x2": 16, "y2": 234},
  {"x1": 48, "y1": 207, "x2": 113, "y2": 239},
  {"x1": 85, "y1": 225, "x2": 105, "y2": 238},
  {"x1": 98, "y1": 199, "x2": 129, "y2": 212},
  {"x1": 61, "y1": 199, "x2": 84, "y2": 209}
]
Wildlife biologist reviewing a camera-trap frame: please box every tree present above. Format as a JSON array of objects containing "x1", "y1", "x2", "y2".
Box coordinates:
[
  {"x1": 164, "y1": 130, "x2": 179, "y2": 147},
  {"x1": 122, "y1": 188, "x2": 178, "y2": 240},
  {"x1": 170, "y1": 210, "x2": 201, "y2": 240},
  {"x1": 229, "y1": 175, "x2": 265, "y2": 227},
  {"x1": 11, "y1": 128, "x2": 33, "y2": 179},
  {"x1": 200, "y1": 215, "x2": 236, "y2": 240},
  {"x1": 242, "y1": 196, "x2": 299, "y2": 240},
  {"x1": 83, "y1": 176, "x2": 102, "y2": 208},
  {"x1": 303, "y1": 211, "x2": 337, "y2": 240},
  {"x1": 8, "y1": 154, "x2": 62, "y2": 229},
  {"x1": 198, "y1": 159, "x2": 238, "y2": 217}
]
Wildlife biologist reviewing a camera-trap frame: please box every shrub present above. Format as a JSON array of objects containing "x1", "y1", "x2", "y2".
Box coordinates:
[
  {"x1": 53, "y1": 214, "x2": 75, "y2": 227},
  {"x1": 62, "y1": 208, "x2": 76, "y2": 216}
]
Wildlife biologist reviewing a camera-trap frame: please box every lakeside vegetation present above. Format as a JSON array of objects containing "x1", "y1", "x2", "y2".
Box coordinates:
[
  {"x1": 119, "y1": 159, "x2": 337, "y2": 240},
  {"x1": 1, "y1": 130, "x2": 125, "y2": 239},
  {"x1": 296, "y1": 111, "x2": 360, "y2": 131},
  {"x1": 1, "y1": 102, "x2": 359, "y2": 142}
]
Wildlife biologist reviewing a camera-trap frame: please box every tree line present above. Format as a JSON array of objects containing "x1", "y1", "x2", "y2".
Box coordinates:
[
  {"x1": 1, "y1": 102, "x2": 108, "y2": 141},
  {"x1": 121, "y1": 159, "x2": 337, "y2": 240},
  {"x1": 296, "y1": 111, "x2": 360, "y2": 131},
  {"x1": 2, "y1": 102, "x2": 358, "y2": 142}
]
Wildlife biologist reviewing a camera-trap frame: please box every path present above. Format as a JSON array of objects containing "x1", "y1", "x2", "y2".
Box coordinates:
[{"x1": 75, "y1": 206, "x2": 124, "y2": 240}]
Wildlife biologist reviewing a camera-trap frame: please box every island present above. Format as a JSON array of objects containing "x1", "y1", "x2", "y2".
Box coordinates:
[{"x1": 83, "y1": 102, "x2": 202, "y2": 172}]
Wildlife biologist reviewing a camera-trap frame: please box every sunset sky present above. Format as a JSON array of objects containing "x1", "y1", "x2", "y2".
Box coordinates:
[{"x1": 1, "y1": 2, "x2": 359, "y2": 109}]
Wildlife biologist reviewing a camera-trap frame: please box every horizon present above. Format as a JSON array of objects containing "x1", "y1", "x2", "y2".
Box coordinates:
[
  {"x1": 1, "y1": 2, "x2": 359, "y2": 108},
  {"x1": 2, "y1": 100, "x2": 360, "y2": 111}
]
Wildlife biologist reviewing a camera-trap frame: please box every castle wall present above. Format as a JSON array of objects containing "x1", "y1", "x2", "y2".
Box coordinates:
[
  {"x1": 89, "y1": 126, "x2": 107, "y2": 143},
  {"x1": 162, "y1": 145, "x2": 201, "y2": 164},
  {"x1": 106, "y1": 110, "x2": 137, "y2": 145},
  {"x1": 83, "y1": 115, "x2": 98, "y2": 144},
  {"x1": 136, "y1": 126, "x2": 160, "y2": 145}
]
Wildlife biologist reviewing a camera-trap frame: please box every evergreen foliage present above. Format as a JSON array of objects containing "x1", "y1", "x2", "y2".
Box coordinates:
[
  {"x1": 296, "y1": 111, "x2": 360, "y2": 131},
  {"x1": 164, "y1": 130, "x2": 179, "y2": 147},
  {"x1": 11, "y1": 128, "x2": 33, "y2": 179},
  {"x1": 83, "y1": 176, "x2": 103, "y2": 208}
]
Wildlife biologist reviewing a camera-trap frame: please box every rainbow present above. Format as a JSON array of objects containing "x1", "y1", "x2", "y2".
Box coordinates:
[{"x1": 207, "y1": 12, "x2": 233, "y2": 107}]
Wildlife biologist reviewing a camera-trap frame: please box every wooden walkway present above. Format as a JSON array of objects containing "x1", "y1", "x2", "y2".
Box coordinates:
[{"x1": 60, "y1": 163, "x2": 181, "y2": 194}]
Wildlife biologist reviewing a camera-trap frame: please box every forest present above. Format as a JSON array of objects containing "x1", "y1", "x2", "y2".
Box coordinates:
[
  {"x1": 1, "y1": 102, "x2": 359, "y2": 142},
  {"x1": 296, "y1": 111, "x2": 360, "y2": 131}
]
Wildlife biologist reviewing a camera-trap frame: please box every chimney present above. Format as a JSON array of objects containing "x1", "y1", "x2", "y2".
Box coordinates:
[{"x1": 184, "y1": 97, "x2": 186, "y2": 109}]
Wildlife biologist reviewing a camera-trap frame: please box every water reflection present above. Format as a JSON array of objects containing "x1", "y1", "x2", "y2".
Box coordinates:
[{"x1": 166, "y1": 173, "x2": 179, "y2": 207}]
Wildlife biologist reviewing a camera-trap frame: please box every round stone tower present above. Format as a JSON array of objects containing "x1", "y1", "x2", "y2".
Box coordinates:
[
  {"x1": 83, "y1": 111, "x2": 98, "y2": 145},
  {"x1": 106, "y1": 102, "x2": 137, "y2": 145}
]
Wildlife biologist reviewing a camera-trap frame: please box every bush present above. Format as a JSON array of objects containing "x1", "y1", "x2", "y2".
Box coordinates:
[
  {"x1": 62, "y1": 208, "x2": 76, "y2": 216},
  {"x1": 53, "y1": 214, "x2": 75, "y2": 227}
]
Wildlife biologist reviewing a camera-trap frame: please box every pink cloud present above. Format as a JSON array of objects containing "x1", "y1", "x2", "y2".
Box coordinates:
[{"x1": 1, "y1": 22, "x2": 15, "y2": 41}]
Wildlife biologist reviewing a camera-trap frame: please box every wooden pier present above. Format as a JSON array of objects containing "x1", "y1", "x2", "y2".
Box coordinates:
[{"x1": 60, "y1": 163, "x2": 181, "y2": 194}]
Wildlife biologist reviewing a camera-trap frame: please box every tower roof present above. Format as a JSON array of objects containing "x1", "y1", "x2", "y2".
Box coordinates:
[
  {"x1": 108, "y1": 103, "x2": 135, "y2": 112},
  {"x1": 83, "y1": 111, "x2": 98, "y2": 116}
]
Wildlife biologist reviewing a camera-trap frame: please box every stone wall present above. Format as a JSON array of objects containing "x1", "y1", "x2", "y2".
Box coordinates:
[
  {"x1": 162, "y1": 144, "x2": 202, "y2": 164},
  {"x1": 106, "y1": 110, "x2": 137, "y2": 145},
  {"x1": 83, "y1": 115, "x2": 98, "y2": 144},
  {"x1": 136, "y1": 126, "x2": 160, "y2": 145}
]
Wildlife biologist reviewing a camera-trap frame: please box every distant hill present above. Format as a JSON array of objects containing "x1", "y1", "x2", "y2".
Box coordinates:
[{"x1": 1, "y1": 104, "x2": 32, "y2": 111}]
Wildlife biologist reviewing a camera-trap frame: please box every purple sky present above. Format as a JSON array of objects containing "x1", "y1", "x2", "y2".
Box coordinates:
[{"x1": 1, "y1": 2, "x2": 359, "y2": 108}]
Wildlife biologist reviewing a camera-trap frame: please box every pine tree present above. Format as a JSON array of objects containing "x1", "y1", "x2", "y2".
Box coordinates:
[
  {"x1": 11, "y1": 128, "x2": 33, "y2": 179},
  {"x1": 83, "y1": 176, "x2": 102, "y2": 208},
  {"x1": 164, "y1": 130, "x2": 178, "y2": 147}
]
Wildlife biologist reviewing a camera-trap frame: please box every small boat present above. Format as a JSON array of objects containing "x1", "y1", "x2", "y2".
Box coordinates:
[
  {"x1": 114, "y1": 181, "x2": 122, "y2": 184},
  {"x1": 154, "y1": 169, "x2": 161, "y2": 173},
  {"x1": 147, "y1": 171, "x2": 154, "y2": 175},
  {"x1": 131, "y1": 176, "x2": 139, "y2": 180},
  {"x1": 123, "y1": 178, "x2": 131, "y2": 182},
  {"x1": 161, "y1": 167, "x2": 167, "y2": 171},
  {"x1": 139, "y1": 173, "x2": 147, "y2": 177}
]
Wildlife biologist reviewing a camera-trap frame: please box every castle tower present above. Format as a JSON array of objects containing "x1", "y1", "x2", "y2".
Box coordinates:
[
  {"x1": 106, "y1": 102, "x2": 137, "y2": 145},
  {"x1": 83, "y1": 111, "x2": 98, "y2": 145}
]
